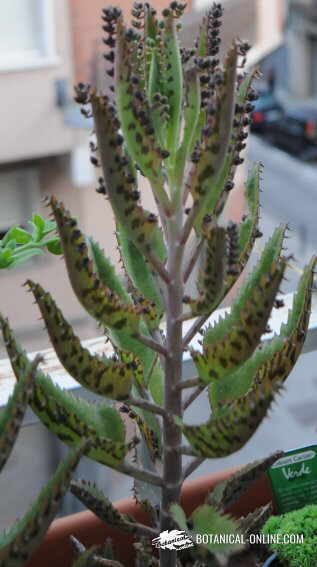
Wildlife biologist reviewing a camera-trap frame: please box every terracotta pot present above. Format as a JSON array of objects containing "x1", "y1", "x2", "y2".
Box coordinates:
[{"x1": 27, "y1": 466, "x2": 273, "y2": 567}]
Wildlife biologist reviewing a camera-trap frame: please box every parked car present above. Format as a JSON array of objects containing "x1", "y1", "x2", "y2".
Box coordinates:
[
  {"x1": 265, "y1": 106, "x2": 317, "y2": 161},
  {"x1": 250, "y1": 89, "x2": 283, "y2": 134}
]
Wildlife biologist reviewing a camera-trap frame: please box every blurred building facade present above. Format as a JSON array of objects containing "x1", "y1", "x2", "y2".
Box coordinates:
[{"x1": 286, "y1": 0, "x2": 317, "y2": 100}]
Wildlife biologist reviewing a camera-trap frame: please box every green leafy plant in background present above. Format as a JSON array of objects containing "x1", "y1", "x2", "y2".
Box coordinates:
[
  {"x1": 262, "y1": 505, "x2": 317, "y2": 567},
  {"x1": 0, "y1": 213, "x2": 61, "y2": 270},
  {"x1": 0, "y1": 2, "x2": 316, "y2": 566}
]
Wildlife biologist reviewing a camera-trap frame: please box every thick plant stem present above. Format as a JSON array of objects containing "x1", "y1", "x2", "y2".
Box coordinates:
[{"x1": 160, "y1": 209, "x2": 184, "y2": 567}]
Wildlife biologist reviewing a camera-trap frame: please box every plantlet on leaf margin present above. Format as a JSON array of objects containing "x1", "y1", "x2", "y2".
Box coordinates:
[{"x1": 0, "y1": 3, "x2": 316, "y2": 567}]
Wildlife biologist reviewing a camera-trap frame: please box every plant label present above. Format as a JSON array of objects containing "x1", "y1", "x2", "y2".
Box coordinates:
[{"x1": 268, "y1": 444, "x2": 317, "y2": 513}]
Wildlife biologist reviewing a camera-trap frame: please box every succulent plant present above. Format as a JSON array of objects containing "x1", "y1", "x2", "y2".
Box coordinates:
[{"x1": 0, "y1": 2, "x2": 316, "y2": 566}]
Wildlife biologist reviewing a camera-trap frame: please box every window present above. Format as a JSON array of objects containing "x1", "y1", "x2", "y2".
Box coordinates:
[
  {"x1": 0, "y1": 167, "x2": 40, "y2": 236},
  {"x1": 0, "y1": 0, "x2": 56, "y2": 71}
]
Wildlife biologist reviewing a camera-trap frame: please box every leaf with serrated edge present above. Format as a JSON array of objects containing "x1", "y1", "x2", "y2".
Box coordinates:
[
  {"x1": 211, "y1": 255, "x2": 317, "y2": 407},
  {"x1": 0, "y1": 317, "x2": 128, "y2": 467},
  {"x1": 207, "y1": 451, "x2": 283, "y2": 511},
  {"x1": 186, "y1": 223, "x2": 227, "y2": 316},
  {"x1": 116, "y1": 225, "x2": 163, "y2": 323},
  {"x1": 239, "y1": 503, "x2": 273, "y2": 536},
  {"x1": 200, "y1": 71, "x2": 255, "y2": 225},
  {"x1": 0, "y1": 356, "x2": 41, "y2": 473},
  {"x1": 27, "y1": 280, "x2": 133, "y2": 401},
  {"x1": 222, "y1": 163, "x2": 261, "y2": 298},
  {"x1": 0, "y1": 444, "x2": 85, "y2": 567},
  {"x1": 91, "y1": 91, "x2": 169, "y2": 254},
  {"x1": 71, "y1": 479, "x2": 143, "y2": 535},
  {"x1": 187, "y1": 45, "x2": 238, "y2": 231},
  {"x1": 193, "y1": 258, "x2": 286, "y2": 385},
  {"x1": 195, "y1": 226, "x2": 286, "y2": 384},
  {"x1": 171, "y1": 503, "x2": 243, "y2": 555},
  {"x1": 50, "y1": 198, "x2": 141, "y2": 332},
  {"x1": 180, "y1": 378, "x2": 284, "y2": 458},
  {"x1": 161, "y1": 13, "x2": 183, "y2": 157},
  {"x1": 90, "y1": 237, "x2": 131, "y2": 304},
  {"x1": 175, "y1": 68, "x2": 201, "y2": 186},
  {"x1": 114, "y1": 17, "x2": 170, "y2": 212}
]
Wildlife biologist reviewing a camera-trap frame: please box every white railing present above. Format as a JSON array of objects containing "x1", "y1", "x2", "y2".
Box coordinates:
[{"x1": 1, "y1": 291, "x2": 316, "y2": 418}]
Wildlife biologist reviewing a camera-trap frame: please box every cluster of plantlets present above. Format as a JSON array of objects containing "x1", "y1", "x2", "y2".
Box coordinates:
[{"x1": 0, "y1": 2, "x2": 316, "y2": 566}]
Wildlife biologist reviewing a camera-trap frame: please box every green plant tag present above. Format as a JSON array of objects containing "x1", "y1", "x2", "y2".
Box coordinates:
[{"x1": 268, "y1": 444, "x2": 317, "y2": 514}]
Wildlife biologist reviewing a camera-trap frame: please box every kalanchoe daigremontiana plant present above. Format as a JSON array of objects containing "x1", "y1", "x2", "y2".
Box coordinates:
[{"x1": 0, "y1": 2, "x2": 316, "y2": 566}]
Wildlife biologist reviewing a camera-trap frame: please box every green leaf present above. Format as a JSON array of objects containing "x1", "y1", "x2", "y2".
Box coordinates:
[
  {"x1": 0, "y1": 443, "x2": 85, "y2": 567},
  {"x1": 193, "y1": 238, "x2": 286, "y2": 386},
  {"x1": 50, "y1": 197, "x2": 141, "y2": 332},
  {"x1": 0, "y1": 317, "x2": 128, "y2": 467},
  {"x1": 191, "y1": 505, "x2": 244, "y2": 555},
  {"x1": 161, "y1": 12, "x2": 183, "y2": 157},
  {"x1": 31, "y1": 213, "x2": 46, "y2": 242},
  {"x1": 6, "y1": 227, "x2": 32, "y2": 245},
  {"x1": 0, "y1": 355, "x2": 42, "y2": 472},
  {"x1": 170, "y1": 503, "x2": 188, "y2": 531},
  {"x1": 187, "y1": 44, "x2": 238, "y2": 232},
  {"x1": 9, "y1": 248, "x2": 44, "y2": 268},
  {"x1": 27, "y1": 280, "x2": 134, "y2": 401},
  {"x1": 0, "y1": 248, "x2": 13, "y2": 268},
  {"x1": 89, "y1": 237, "x2": 131, "y2": 303},
  {"x1": 170, "y1": 503, "x2": 243, "y2": 555},
  {"x1": 175, "y1": 68, "x2": 201, "y2": 186},
  {"x1": 45, "y1": 237, "x2": 62, "y2": 255},
  {"x1": 207, "y1": 451, "x2": 283, "y2": 511},
  {"x1": 185, "y1": 222, "x2": 227, "y2": 316},
  {"x1": 91, "y1": 92, "x2": 170, "y2": 250},
  {"x1": 211, "y1": 255, "x2": 316, "y2": 407},
  {"x1": 180, "y1": 377, "x2": 284, "y2": 458},
  {"x1": 116, "y1": 225, "x2": 164, "y2": 321},
  {"x1": 71, "y1": 479, "x2": 139, "y2": 534},
  {"x1": 199, "y1": 72, "x2": 255, "y2": 226},
  {"x1": 133, "y1": 435, "x2": 161, "y2": 508},
  {"x1": 114, "y1": 18, "x2": 170, "y2": 212}
]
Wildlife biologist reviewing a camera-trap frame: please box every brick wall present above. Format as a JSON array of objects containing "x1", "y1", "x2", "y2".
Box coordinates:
[{"x1": 69, "y1": 0, "x2": 192, "y2": 83}]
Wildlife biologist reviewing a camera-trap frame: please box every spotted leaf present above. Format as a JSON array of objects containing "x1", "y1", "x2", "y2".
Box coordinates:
[
  {"x1": 114, "y1": 17, "x2": 171, "y2": 212},
  {"x1": 26, "y1": 280, "x2": 133, "y2": 401},
  {"x1": 180, "y1": 377, "x2": 284, "y2": 458},
  {"x1": 0, "y1": 318, "x2": 128, "y2": 467},
  {"x1": 161, "y1": 12, "x2": 183, "y2": 157},
  {"x1": 207, "y1": 451, "x2": 283, "y2": 511},
  {"x1": 0, "y1": 355, "x2": 41, "y2": 473},
  {"x1": 91, "y1": 92, "x2": 169, "y2": 252},
  {"x1": 193, "y1": 227, "x2": 286, "y2": 384},
  {"x1": 71, "y1": 479, "x2": 143, "y2": 535},
  {"x1": 50, "y1": 197, "x2": 141, "y2": 332},
  {"x1": 187, "y1": 44, "x2": 238, "y2": 231},
  {"x1": 0, "y1": 443, "x2": 85, "y2": 567},
  {"x1": 211, "y1": 255, "x2": 317, "y2": 407},
  {"x1": 184, "y1": 222, "x2": 227, "y2": 316}
]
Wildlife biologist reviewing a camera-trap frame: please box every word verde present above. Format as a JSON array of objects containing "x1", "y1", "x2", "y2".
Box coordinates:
[
  {"x1": 282, "y1": 462, "x2": 311, "y2": 481},
  {"x1": 268, "y1": 445, "x2": 317, "y2": 513}
]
